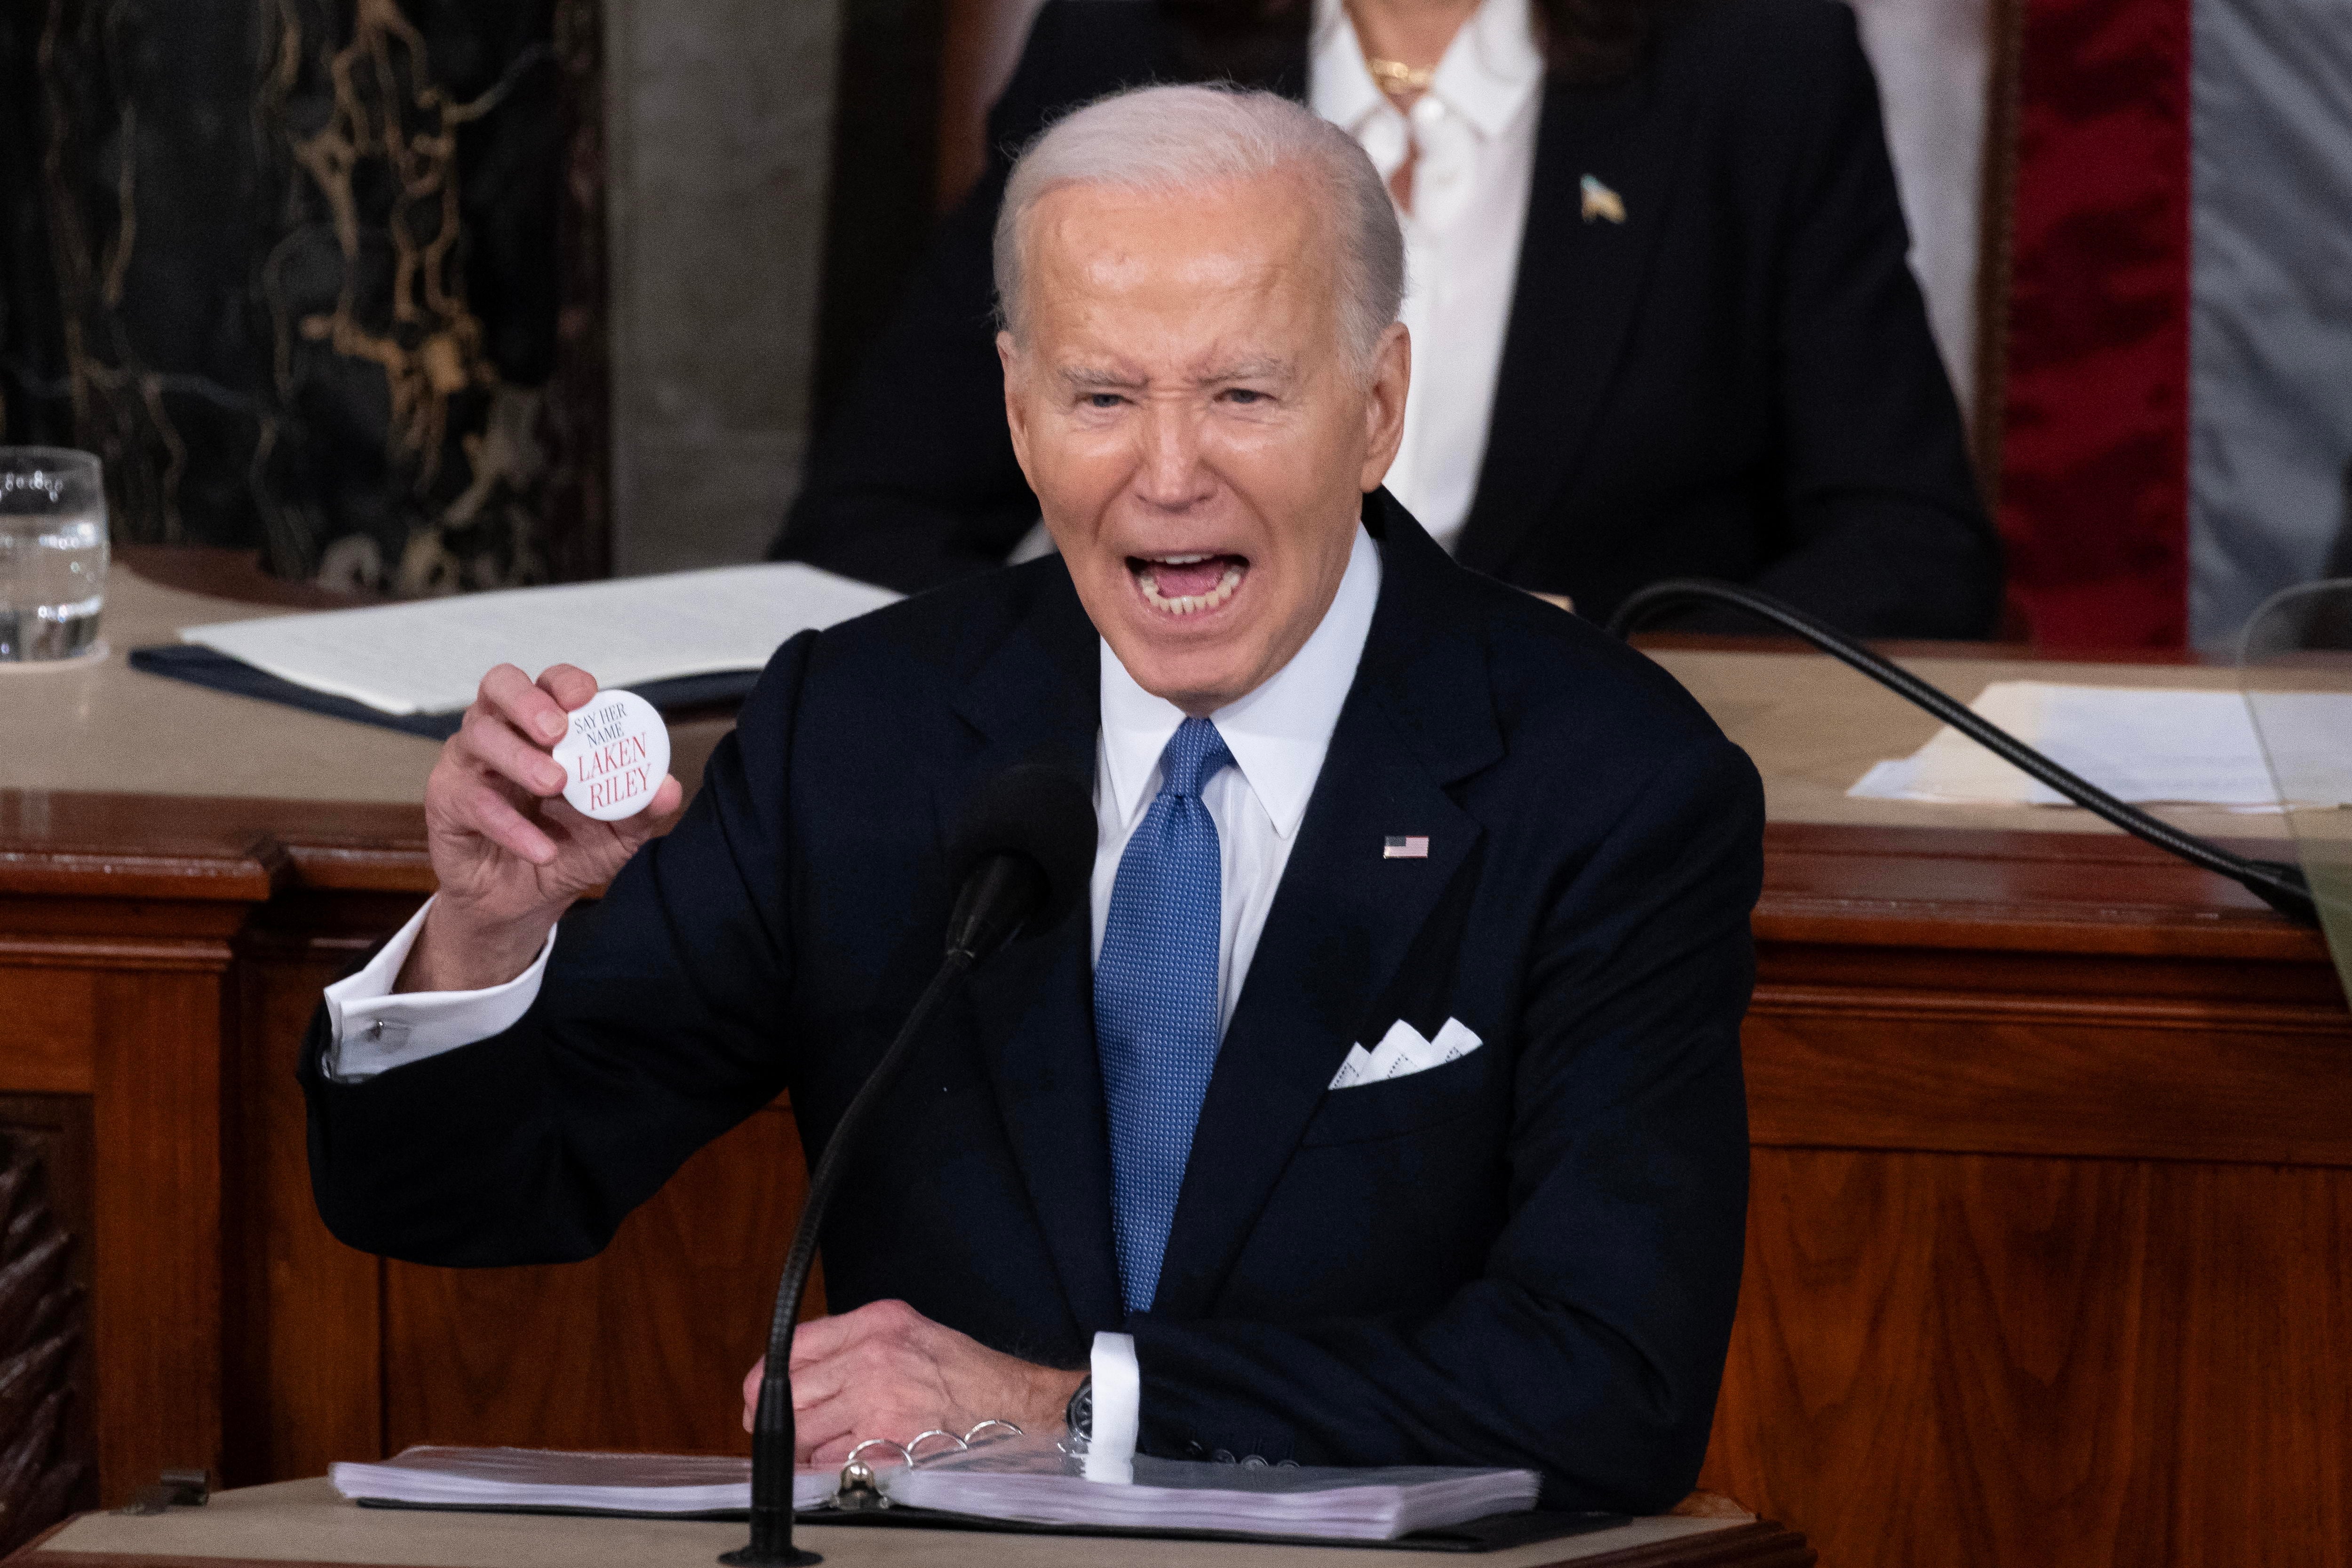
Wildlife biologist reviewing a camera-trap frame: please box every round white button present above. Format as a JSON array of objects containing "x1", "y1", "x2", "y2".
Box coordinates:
[{"x1": 552, "y1": 689, "x2": 671, "y2": 822}]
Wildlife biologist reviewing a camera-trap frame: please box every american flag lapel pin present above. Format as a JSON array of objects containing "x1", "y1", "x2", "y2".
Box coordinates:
[{"x1": 1383, "y1": 835, "x2": 1430, "y2": 860}]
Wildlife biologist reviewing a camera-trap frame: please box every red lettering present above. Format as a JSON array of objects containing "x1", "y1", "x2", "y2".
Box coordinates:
[{"x1": 572, "y1": 734, "x2": 650, "y2": 789}]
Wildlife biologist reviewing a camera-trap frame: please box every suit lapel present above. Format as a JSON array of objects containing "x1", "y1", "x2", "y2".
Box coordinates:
[
  {"x1": 1149, "y1": 503, "x2": 1504, "y2": 1320},
  {"x1": 946, "y1": 568, "x2": 1126, "y2": 1332},
  {"x1": 1454, "y1": 66, "x2": 1699, "y2": 577}
]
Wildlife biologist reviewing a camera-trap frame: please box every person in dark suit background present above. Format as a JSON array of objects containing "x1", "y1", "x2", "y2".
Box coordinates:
[
  {"x1": 302, "y1": 87, "x2": 1760, "y2": 1510},
  {"x1": 775, "y1": 0, "x2": 2001, "y2": 639}
]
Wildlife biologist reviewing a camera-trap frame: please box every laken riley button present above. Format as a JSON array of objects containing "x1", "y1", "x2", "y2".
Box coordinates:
[{"x1": 552, "y1": 689, "x2": 671, "y2": 822}]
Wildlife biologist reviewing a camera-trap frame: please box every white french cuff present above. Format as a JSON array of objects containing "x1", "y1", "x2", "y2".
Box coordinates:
[
  {"x1": 1083, "y1": 1330, "x2": 1141, "y2": 1484},
  {"x1": 320, "y1": 895, "x2": 558, "y2": 1082}
]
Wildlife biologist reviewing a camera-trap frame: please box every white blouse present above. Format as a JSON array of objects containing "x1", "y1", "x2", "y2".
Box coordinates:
[{"x1": 1311, "y1": 0, "x2": 1544, "y2": 553}]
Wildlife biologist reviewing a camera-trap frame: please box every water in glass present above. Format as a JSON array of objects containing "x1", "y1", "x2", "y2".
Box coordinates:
[{"x1": 0, "y1": 449, "x2": 108, "y2": 662}]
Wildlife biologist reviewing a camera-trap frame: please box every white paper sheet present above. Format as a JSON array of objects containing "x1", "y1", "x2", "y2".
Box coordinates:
[
  {"x1": 182, "y1": 563, "x2": 902, "y2": 715},
  {"x1": 329, "y1": 1445, "x2": 835, "y2": 1513},
  {"x1": 1848, "y1": 681, "x2": 2352, "y2": 810},
  {"x1": 883, "y1": 1432, "x2": 1540, "y2": 1541}
]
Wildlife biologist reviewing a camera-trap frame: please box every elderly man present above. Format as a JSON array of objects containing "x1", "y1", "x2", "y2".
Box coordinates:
[{"x1": 302, "y1": 85, "x2": 1761, "y2": 1512}]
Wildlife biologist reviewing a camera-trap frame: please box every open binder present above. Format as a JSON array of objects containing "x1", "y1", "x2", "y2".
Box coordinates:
[{"x1": 330, "y1": 1434, "x2": 1614, "y2": 1554}]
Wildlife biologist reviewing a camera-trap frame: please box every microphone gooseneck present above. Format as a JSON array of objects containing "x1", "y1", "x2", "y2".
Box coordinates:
[
  {"x1": 1605, "y1": 578, "x2": 2317, "y2": 925},
  {"x1": 723, "y1": 764, "x2": 1094, "y2": 1566}
]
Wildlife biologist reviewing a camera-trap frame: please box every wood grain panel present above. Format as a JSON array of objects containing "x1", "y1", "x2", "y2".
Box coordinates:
[
  {"x1": 221, "y1": 931, "x2": 388, "y2": 1489},
  {"x1": 1756, "y1": 824, "x2": 2327, "y2": 961},
  {"x1": 0, "y1": 970, "x2": 95, "y2": 1093},
  {"x1": 0, "y1": 1099, "x2": 97, "y2": 1555},
  {"x1": 1700, "y1": 1150, "x2": 2352, "y2": 1568},
  {"x1": 382, "y1": 1105, "x2": 817, "y2": 1457},
  {"x1": 1743, "y1": 994, "x2": 2352, "y2": 1166},
  {"x1": 88, "y1": 970, "x2": 223, "y2": 1506}
]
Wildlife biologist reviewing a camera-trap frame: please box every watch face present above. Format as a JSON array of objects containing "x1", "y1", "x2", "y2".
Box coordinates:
[{"x1": 1066, "y1": 1377, "x2": 1093, "y2": 1441}]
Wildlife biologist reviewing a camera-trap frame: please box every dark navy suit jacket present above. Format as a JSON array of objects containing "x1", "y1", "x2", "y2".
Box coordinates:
[
  {"x1": 774, "y1": 0, "x2": 2000, "y2": 639},
  {"x1": 302, "y1": 494, "x2": 1764, "y2": 1513}
]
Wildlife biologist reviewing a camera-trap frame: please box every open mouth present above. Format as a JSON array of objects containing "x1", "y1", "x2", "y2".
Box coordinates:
[{"x1": 1130, "y1": 552, "x2": 1248, "y2": 616}]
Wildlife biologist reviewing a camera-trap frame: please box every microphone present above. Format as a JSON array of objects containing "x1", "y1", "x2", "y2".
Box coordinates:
[{"x1": 723, "y1": 763, "x2": 1095, "y2": 1566}]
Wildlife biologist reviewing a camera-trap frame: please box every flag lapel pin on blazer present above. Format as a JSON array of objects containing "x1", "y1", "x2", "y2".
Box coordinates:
[
  {"x1": 1580, "y1": 174, "x2": 1626, "y2": 224},
  {"x1": 1384, "y1": 836, "x2": 1430, "y2": 859}
]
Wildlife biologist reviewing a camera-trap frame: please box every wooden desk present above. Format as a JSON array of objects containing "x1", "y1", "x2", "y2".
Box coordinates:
[
  {"x1": 5, "y1": 556, "x2": 2345, "y2": 1566},
  {"x1": 8, "y1": 1480, "x2": 1812, "y2": 1568}
]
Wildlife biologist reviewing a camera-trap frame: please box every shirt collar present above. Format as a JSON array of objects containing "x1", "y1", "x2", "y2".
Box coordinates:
[
  {"x1": 1099, "y1": 524, "x2": 1383, "y2": 840},
  {"x1": 1310, "y1": 0, "x2": 1388, "y2": 136},
  {"x1": 1310, "y1": 0, "x2": 1545, "y2": 142}
]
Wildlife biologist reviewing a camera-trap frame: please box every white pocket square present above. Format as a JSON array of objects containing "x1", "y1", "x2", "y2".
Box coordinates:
[{"x1": 1328, "y1": 1017, "x2": 1482, "y2": 1090}]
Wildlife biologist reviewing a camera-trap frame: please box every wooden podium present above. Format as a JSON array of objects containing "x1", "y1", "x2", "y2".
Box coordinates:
[{"x1": 3, "y1": 552, "x2": 2344, "y2": 1567}]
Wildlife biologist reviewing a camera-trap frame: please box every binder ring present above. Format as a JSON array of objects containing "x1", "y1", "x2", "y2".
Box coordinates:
[
  {"x1": 963, "y1": 1419, "x2": 1023, "y2": 1446},
  {"x1": 905, "y1": 1429, "x2": 970, "y2": 1465},
  {"x1": 843, "y1": 1438, "x2": 913, "y2": 1471}
]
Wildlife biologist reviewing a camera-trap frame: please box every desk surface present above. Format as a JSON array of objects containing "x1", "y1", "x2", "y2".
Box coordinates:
[
  {"x1": 17, "y1": 1480, "x2": 1806, "y2": 1568},
  {"x1": 9, "y1": 556, "x2": 2282, "y2": 839},
  {"x1": 5, "y1": 554, "x2": 2316, "y2": 962}
]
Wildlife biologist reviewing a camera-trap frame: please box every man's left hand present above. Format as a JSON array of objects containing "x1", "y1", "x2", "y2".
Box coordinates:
[{"x1": 743, "y1": 1298, "x2": 1087, "y2": 1465}]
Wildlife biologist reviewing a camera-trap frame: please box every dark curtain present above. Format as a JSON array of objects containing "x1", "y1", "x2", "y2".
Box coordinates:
[{"x1": 0, "y1": 0, "x2": 607, "y2": 593}]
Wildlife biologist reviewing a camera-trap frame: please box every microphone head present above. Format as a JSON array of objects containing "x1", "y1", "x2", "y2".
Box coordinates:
[{"x1": 946, "y1": 762, "x2": 1097, "y2": 949}]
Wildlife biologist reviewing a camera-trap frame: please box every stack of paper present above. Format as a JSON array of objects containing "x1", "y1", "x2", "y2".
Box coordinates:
[
  {"x1": 883, "y1": 1433, "x2": 1541, "y2": 1541},
  {"x1": 182, "y1": 562, "x2": 900, "y2": 717},
  {"x1": 328, "y1": 1446, "x2": 834, "y2": 1515},
  {"x1": 1848, "y1": 682, "x2": 2352, "y2": 810}
]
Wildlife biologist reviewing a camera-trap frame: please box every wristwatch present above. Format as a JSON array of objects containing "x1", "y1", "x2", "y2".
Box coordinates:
[{"x1": 1065, "y1": 1374, "x2": 1093, "y2": 1447}]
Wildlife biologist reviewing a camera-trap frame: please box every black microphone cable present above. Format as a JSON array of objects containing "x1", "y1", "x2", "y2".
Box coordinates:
[{"x1": 1605, "y1": 579, "x2": 2317, "y2": 925}]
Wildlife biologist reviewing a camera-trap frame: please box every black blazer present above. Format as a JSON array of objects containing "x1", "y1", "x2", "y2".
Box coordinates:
[
  {"x1": 773, "y1": 0, "x2": 2000, "y2": 638},
  {"x1": 304, "y1": 494, "x2": 1762, "y2": 1512}
]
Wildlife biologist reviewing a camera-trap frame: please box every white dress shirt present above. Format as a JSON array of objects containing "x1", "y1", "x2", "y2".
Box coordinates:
[
  {"x1": 1312, "y1": 0, "x2": 1542, "y2": 553},
  {"x1": 1092, "y1": 524, "x2": 1382, "y2": 1034},
  {"x1": 318, "y1": 527, "x2": 1384, "y2": 1457}
]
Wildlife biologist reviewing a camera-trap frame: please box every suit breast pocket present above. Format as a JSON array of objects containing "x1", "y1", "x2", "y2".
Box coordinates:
[{"x1": 1298, "y1": 1049, "x2": 1492, "y2": 1148}]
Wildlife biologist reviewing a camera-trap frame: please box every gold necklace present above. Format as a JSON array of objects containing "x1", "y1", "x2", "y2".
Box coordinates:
[
  {"x1": 1364, "y1": 55, "x2": 1437, "y2": 96},
  {"x1": 1346, "y1": 2, "x2": 1439, "y2": 97}
]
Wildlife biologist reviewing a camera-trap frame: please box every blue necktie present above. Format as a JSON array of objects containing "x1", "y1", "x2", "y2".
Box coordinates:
[{"x1": 1096, "y1": 717, "x2": 1233, "y2": 1315}]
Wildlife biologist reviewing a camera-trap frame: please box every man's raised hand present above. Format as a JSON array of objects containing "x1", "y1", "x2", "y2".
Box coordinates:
[{"x1": 401, "y1": 663, "x2": 683, "y2": 993}]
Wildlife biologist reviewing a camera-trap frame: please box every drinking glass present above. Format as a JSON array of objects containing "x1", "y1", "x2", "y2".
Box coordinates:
[
  {"x1": 0, "y1": 448, "x2": 108, "y2": 663},
  {"x1": 2239, "y1": 578, "x2": 2352, "y2": 1003}
]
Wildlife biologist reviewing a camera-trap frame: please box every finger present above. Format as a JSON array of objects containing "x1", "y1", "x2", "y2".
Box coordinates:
[
  {"x1": 453, "y1": 780, "x2": 559, "y2": 866},
  {"x1": 610, "y1": 776, "x2": 686, "y2": 842},
  {"x1": 480, "y1": 663, "x2": 571, "y2": 745},
  {"x1": 791, "y1": 1299, "x2": 916, "y2": 1369},
  {"x1": 459, "y1": 705, "x2": 570, "y2": 798},
  {"x1": 741, "y1": 1356, "x2": 766, "y2": 1433},
  {"x1": 536, "y1": 664, "x2": 600, "y2": 712},
  {"x1": 792, "y1": 1395, "x2": 865, "y2": 1466},
  {"x1": 787, "y1": 1350, "x2": 861, "y2": 1413},
  {"x1": 787, "y1": 1309, "x2": 873, "y2": 1370}
]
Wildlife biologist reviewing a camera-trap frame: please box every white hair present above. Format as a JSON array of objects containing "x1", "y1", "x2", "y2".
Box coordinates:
[{"x1": 993, "y1": 84, "x2": 1405, "y2": 372}]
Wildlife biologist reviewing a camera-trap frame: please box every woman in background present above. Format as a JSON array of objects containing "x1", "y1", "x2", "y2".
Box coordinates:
[{"x1": 773, "y1": 0, "x2": 2001, "y2": 638}]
